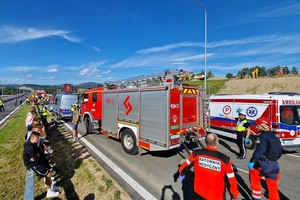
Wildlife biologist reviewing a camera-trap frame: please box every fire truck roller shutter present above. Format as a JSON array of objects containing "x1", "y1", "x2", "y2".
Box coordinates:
[{"x1": 120, "y1": 128, "x2": 138, "y2": 155}]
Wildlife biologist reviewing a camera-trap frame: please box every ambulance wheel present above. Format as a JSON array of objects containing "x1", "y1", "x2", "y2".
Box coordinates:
[
  {"x1": 121, "y1": 129, "x2": 138, "y2": 155},
  {"x1": 245, "y1": 135, "x2": 256, "y2": 150}
]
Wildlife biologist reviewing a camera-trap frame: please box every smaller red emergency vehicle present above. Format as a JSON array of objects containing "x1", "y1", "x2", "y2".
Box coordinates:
[{"x1": 80, "y1": 70, "x2": 206, "y2": 154}]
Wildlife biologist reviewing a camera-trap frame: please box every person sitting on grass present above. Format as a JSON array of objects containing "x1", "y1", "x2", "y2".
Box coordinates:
[
  {"x1": 48, "y1": 118, "x2": 58, "y2": 130},
  {"x1": 23, "y1": 131, "x2": 60, "y2": 198}
]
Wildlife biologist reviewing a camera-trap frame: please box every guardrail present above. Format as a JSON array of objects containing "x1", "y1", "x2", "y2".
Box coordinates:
[
  {"x1": 24, "y1": 170, "x2": 35, "y2": 200},
  {"x1": 2, "y1": 93, "x2": 28, "y2": 103}
]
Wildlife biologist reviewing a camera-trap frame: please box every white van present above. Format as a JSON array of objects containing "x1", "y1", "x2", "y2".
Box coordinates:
[{"x1": 52, "y1": 93, "x2": 78, "y2": 119}]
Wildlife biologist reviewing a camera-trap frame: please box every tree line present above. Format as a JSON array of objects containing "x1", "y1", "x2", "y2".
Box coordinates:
[{"x1": 225, "y1": 66, "x2": 299, "y2": 79}]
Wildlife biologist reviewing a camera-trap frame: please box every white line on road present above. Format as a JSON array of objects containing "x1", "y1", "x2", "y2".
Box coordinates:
[
  {"x1": 285, "y1": 154, "x2": 300, "y2": 159},
  {"x1": 63, "y1": 122, "x2": 157, "y2": 200},
  {"x1": 0, "y1": 105, "x2": 21, "y2": 126}
]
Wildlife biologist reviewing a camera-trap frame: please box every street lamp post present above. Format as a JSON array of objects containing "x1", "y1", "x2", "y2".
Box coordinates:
[{"x1": 193, "y1": 0, "x2": 207, "y2": 93}]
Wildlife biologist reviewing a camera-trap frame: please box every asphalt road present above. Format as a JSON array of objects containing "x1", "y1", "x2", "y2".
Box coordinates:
[
  {"x1": 0, "y1": 99, "x2": 23, "y2": 124},
  {"x1": 66, "y1": 122, "x2": 300, "y2": 200}
]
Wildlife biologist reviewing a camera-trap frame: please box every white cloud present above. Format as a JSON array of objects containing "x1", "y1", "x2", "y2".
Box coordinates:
[
  {"x1": 26, "y1": 74, "x2": 33, "y2": 79},
  {"x1": 92, "y1": 46, "x2": 101, "y2": 52},
  {"x1": 92, "y1": 68, "x2": 100, "y2": 73},
  {"x1": 7, "y1": 66, "x2": 37, "y2": 73},
  {"x1": 255, "y1": 3, "x2": 300, "y2": 19},
  {"x1": 78, "y1": 60, "x2": 107, "y2": 77},
  {"x1": 79, "y1": 68, "x2": 90, "y2": 76},
  {"x1": 0, "y1": 26, "x2": 80, "y2": 43},
  {"x1": 137, "y1": 41, "x2": 201, "y2": 54},
  {"x1": 96, "y1": 75, "x2": 102, "y2": 78},
  {"x1": 45, "y1": 66, "x2": 59, "y2": 73},
  {"x1": 39, "y1": 76, "x2": 56, "y2": 80},
  {"x1": 102, "y1": 70, "x2": 111, "y2": 75}
]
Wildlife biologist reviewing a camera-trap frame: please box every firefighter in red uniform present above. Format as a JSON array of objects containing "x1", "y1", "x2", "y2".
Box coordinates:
[
  {"x1": 248, "y1": 117, "x2": 282, "y2": 200},
  {"x1": 179, "y1": 133, "x2": 239, "y2": 200}
]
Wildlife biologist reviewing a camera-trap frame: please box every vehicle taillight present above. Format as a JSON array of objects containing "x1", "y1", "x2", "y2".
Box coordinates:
[{"x1": 170, "y1": 138, "x2": 180, "y2": 146}]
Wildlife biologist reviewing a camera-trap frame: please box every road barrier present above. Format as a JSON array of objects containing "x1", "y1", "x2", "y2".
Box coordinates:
[{"x1": 24, "y1": 170, "x2": 35, "y2": 200}]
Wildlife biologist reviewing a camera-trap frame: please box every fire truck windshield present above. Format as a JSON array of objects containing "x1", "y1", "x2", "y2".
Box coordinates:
[{"x1": 280, "y1": 106, "x2": 300, "y2": 125}]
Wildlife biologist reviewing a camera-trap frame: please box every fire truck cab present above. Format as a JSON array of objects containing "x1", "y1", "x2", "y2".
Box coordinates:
[
  {"x1": 80, "y1": 70, "x2": 206, "y2": 154},
  {"x1": 208, "y1": 92, "x2": 300, "y2": 151}
]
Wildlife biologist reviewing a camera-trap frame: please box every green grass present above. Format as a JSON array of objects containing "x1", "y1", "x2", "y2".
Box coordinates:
[
  {"x1": 185, "y1": 79, "x2": 228, "y2": 95},
  {"x1": 0, "y1": 105, "x2": 30, "y2": 200},
  {"x1": 102, "y1": 175, "x2": 113, "y2": 191},
  {"x1": 114, "y1": 190, "x2": 121, "y2": 200},
  {"x1": 0, "y1": 104, "x2": 130, "y2": 200}
]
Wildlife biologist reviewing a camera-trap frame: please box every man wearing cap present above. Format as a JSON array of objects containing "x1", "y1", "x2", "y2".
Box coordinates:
[
  {"x1": 224, "y1": 111, "x2": 251, "y2": 159},
  {"x1": 248, "y1": 117, "x2": 282, "y2": 200}
]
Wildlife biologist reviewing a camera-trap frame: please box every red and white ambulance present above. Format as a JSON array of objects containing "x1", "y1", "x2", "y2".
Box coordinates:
[
  {"x1": 80, "y1": 70, "x2": 206, "y2": 154},
  {"x1": 208, "y1": 92, "x2": 300, "y2": 151}
]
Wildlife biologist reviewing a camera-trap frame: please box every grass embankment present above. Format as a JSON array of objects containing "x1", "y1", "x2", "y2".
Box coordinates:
[
  {"x1": 0, "y1": 105, "x2": 130, "y2": 200},
  {"x1": 185, "y1": 79, "x2": 227, "y2": 95}
]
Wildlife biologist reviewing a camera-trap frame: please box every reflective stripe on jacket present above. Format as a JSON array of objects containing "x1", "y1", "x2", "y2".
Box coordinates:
[
  {"x1": 236, "y1": 119, "x2": 248, "y2": 132},
  {"x1": 179, "y1": 146, "x2": 239, "y2": 199}
]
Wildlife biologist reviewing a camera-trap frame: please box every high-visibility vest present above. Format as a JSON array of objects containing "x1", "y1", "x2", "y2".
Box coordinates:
[
  {"x1": 236, "y1": 119, "x2": 248, "y2": 132},
  {"x1": 42, "y1": 107, "x2": 48, "y2": 116},
  {"x1": 0, "y1": 100, "x2": 3, "y2": 106}
]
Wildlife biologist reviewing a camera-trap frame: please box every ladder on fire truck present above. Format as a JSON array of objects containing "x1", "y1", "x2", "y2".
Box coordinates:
[{"x1": 105, "y1": 69, "x2": 193, "y2": 89}]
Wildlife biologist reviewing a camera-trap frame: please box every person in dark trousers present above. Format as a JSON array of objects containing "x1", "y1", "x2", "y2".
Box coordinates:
[
  {"x1": 248, "y1": 117, "x2": 282, "y2": 200},
  {"x1": 223, "y1": 112, "x2": 251, "y2": 159},
  {"x1": 23, "y1": 131, "x2": 60, "y2": 198},
  {"x1": 0, "y1": 99, "x2": 4, "y2": 112},
  {"x1": 48, "y1": 118, "x2": 58, "y2": 130},
  {"x1": 178, "y1": 133, "x2": 239, "y2": 200}
]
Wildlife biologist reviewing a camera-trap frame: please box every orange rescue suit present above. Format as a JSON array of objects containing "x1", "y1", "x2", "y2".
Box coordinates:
[{"x1": 179, "y1": 146, "x2": 239, "y2": 199}]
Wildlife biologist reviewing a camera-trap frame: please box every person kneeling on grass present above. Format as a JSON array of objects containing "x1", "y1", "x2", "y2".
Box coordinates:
[{"x1": 23, "y1": 131, "x2": 60, "y2": 198}]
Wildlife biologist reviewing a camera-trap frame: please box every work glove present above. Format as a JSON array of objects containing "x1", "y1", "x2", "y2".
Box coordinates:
[
  {"x1": 178, "y1": 175, "x2": 185, "y2": 182},
  {"x1": 244, "y1": 138, "x2": 250, "y2": 144},
  {"x1": 248, "y1": 162, "x2": 255, "y2": 169}
]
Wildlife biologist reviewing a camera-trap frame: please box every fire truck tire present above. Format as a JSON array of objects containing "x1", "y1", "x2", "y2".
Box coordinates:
[
  {"x1": 85, "y1": 117, "x2": 92, "y2": 134},
  {"x1": 245, "y1": 135, "x2": 256, "y2": 150},
  {"x1": 121, "y1": 129, "x2": 138, "y2": 155}
]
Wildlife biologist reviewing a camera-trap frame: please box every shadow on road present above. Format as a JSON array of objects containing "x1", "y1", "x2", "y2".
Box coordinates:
[{"x1": 219, "y1": 139, "x2": 239, "y2": 156}]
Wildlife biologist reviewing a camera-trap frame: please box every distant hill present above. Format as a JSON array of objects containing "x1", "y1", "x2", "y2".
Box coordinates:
[{"x1": 76, "y1": 82, "x2": 99, "y2": 89}]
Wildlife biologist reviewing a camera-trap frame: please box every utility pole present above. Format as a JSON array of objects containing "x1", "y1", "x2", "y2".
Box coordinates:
[{"x1": 193, "y1": 0, "x2": 207, "y2": 93}]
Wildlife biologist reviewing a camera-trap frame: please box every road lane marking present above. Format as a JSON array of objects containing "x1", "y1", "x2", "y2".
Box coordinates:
[
  {"x1": 286, "y1": 154, "x2": 300, "y2": 159},
  {"x1": 63, "y1": 122, "x2": 157, "y2": 200},
  {"x1": 0, "y1": 105, "x2": 21, "y2": 126}
]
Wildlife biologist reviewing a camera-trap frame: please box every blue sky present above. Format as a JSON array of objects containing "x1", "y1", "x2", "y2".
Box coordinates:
[{"x1": 1, "y1": 0, "x2": 300, "y2": 85}]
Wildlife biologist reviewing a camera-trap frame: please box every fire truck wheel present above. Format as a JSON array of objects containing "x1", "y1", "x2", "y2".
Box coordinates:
[
  {"x1": 85, "y1": 117, "x2": 91, "y2": 134},
  {"x1": 245, "y1": 135, "x2": 256, "y2": 150},
  {"x1": 121, "y1": 129, "x2": 138, "y2": 155}
]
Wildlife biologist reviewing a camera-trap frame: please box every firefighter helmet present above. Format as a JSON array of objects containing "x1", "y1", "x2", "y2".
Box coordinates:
[{"x1": 255, "y1": 117, "x2": 271, "y2": 126}]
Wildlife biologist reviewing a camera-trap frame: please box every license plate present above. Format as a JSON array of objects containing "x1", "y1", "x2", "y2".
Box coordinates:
[{"x1": 283, "y1": 140, "x2": 294, "y2": 145}]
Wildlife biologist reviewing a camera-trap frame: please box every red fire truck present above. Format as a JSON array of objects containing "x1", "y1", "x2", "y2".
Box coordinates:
[
  {"x1": 208, "y1": 92, "x2": 300, "y2": 151},
  {"x1": 80, "y1": 70, "x2": 206, "y2": 154}
]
